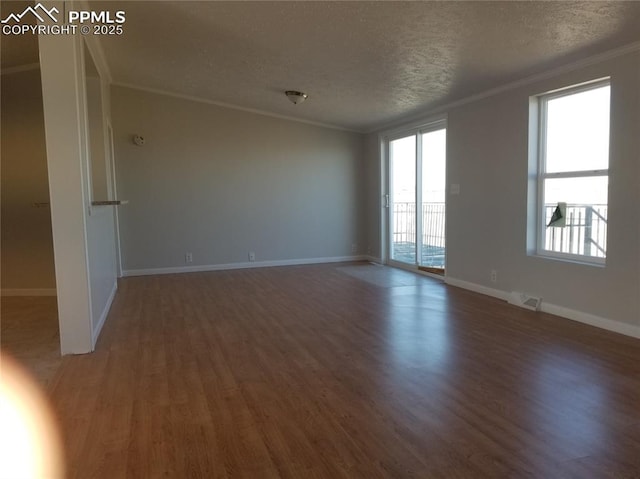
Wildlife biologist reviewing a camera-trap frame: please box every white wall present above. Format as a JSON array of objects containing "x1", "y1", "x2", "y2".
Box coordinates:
[
  {"x1": 370, "y1": 49, "x2": 640, "y2": 335},
  {"x1": 364, "y1": 132, "x2": 381, "y2": 258},
  {"x1": 1, "y1": 68, "x2": 56, "y2": 293},
  {"x1": 38, "y1": 0, "x2": 118, "y2": 353},
  {"x1": 111, "y1": 86, "x2": 365, "y2": 274}
]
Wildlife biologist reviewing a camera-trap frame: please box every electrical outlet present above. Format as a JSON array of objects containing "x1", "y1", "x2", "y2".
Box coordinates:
[
  {"x1": 248, "y1": 251, "x2": 255, "y2": 262},
  {"x1": 490, "y1": 269, "x2": 497, "y2": 283},
  {"x1": 185, "y1": 252, "x2": 193, "y2": 263},
  {"x1": 351, "y1": 243, "x2": 358, "y2": 253}
]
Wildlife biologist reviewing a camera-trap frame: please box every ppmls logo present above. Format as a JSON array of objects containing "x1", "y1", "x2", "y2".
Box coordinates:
[
  {"x1": 2, "y1": 2, "x2": 125, "y2": 36},
  {"x1": 1, "y1": 3, "x2": 59, "y2": 24}
]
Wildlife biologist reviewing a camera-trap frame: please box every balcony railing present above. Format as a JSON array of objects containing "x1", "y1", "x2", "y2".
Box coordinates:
[
  {"x1": 391, "y1": 202, "x2": 608, "y2": 265},
  {"x1": 544, "y1": 204, "x2": 607, "y2": 258},
  {"x1": 392, "y1": 202, "x2": 445, "y2": 267}
]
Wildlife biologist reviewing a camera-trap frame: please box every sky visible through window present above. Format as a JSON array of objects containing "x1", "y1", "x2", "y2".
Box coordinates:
[
  {"x1": 544, "y1": 84, "x2": 610, "y2": 206},
  {"x1": 391, "y1": 129, "x2": 446, "y2": 205}
]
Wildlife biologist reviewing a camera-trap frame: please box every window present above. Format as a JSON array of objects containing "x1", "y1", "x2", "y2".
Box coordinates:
[{"x1": 534, "y1": 79, "x2": 610, "y2": 264}]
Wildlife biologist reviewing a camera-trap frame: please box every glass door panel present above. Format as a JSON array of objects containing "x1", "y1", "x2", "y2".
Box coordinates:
[
  {"x1": 420, "y1": 129, "x2": 446, "y2": 271},
  {"x1": 390, "y1": 135, "x2": 416, "y2": 264}
]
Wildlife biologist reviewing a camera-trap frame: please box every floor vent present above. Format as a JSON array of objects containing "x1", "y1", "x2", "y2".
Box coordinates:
[{"x1": 508, "y1": 292, "x2": 542, "y2": 311}]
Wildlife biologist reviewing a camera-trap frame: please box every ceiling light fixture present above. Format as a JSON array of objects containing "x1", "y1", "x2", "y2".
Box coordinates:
[{"x1": 285, "y1": 90, "x2": 308, "y2": 105}]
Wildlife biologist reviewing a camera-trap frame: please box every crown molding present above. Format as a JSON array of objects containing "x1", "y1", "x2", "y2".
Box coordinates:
[
  {"x1": 111, "y1": 82, "x2": 363, "y2": 134},
  {"x1": 370, "y1": 40, "x2": 640, "y2": 134}
]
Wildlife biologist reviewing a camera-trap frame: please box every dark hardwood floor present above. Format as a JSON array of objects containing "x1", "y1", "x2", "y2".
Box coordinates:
[{"x1": 48, "y1": 262, "x2": 640, "y2": 478}]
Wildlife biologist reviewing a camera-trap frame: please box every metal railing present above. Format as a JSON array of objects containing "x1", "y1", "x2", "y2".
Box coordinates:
[
  {"x1": 392, "y1": 202, "x2": 445, "y2": 266},
  {"x1": 544, "y1": 204, "x2": 607, "y2": 257},
  {"x1": 391, "y1": 202, "x2": 608, "y2": 263}
]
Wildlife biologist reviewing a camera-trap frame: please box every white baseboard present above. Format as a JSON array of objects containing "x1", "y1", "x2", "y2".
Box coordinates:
[
  {"x1": 1, "y1": 288, "x2": 57, "y2": 297},
  {"x1": 444, "y1": 277, "x2": 509, "y2": 301},
  {"x1": 122, "y1": 255, "x2": 368, "y2": 277},
  {"x1": 540, "y1": 302, "x2": 640, "y2": 339},
  {"x1": 92, "y1": 281, "x2": 118, "y2": 348},
  {"x1": 444, "y1": 276, "x2": 640, "y2": 339}
]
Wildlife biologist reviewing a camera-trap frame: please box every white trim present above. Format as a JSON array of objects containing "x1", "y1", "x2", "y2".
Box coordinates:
[
  {"x1": 445, "y1": 277, "x2": 640, "y2": 339},
  {"x1": 534, "y1": 79, "x2": 610, "y2": 264},
  {"x1": 540, "y1": 302, "x2": 640, "y2": 339},
  {"x1": 91, "y1": 281, "x2": 117, "y2": 348},
  {"x1": 1, "y1": 63, "x2": 40, "y2": 75},
  {"x1": 444, "y1": 277, "x2": 509, "y2": 301},
  {"x1": 533, "y1": 250, "x2": 606, "y2": 267},
  {"x1": 380, "y1": 133, "x2": 389, "y2": 264},
  {"x1": 1, "y1": 288, "x2": 57, "y2": 297},
  {"x1": 122, "y1": 255, "x2": 367, "y2": 277},
  {"x1": 370, "y1": 41, "x2": 640, "y2": 134},
  {"x1": 111, "y1": 82, "x2": 361, "y2": 134}
]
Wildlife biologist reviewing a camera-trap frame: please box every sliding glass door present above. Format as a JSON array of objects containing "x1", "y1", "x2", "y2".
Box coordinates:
[{"x1": 388, "y1": 123, "x2": 447, "y2": 273}]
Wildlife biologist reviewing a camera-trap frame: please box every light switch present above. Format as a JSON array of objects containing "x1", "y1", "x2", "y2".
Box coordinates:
[{"x1": 450, "y1": 184, "x2": 460, "y2": 195}]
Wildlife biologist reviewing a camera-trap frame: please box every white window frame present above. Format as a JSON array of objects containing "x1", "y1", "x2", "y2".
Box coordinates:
[{"x1": 535, "y1": 78, "x2": 610, "y2": 265}]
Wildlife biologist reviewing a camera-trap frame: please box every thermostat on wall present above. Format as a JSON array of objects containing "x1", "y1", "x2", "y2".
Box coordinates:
[{"x1": 133, "y1": 134, "x2": 145, "y2": 146}]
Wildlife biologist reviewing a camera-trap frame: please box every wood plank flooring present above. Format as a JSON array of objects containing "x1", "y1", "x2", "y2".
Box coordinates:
[
  {"x1": 1, "y1": 296, "x2": 61, "y2": 387},
  {"x1": 48, "y1": 263, "x2": 640, "y2": 478}
]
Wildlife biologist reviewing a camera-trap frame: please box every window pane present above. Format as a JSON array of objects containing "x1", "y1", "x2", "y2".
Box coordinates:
[
  {"x1": 420, "y1": 129, "x2": 446, "y2": 269},
  {"x1": 545, "y1": 85, "x2": 610, "y2": 173},
  {"x1": 543, "y1": 176, "x2": 608, "y2": 258}
]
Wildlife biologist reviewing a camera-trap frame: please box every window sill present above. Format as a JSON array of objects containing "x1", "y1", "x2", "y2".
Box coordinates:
[{"x1": 531, "y1": 251, "x2": 606, "y2": 268}]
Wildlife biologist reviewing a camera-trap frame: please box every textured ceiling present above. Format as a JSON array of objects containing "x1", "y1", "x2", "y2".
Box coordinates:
[{"x1": 5, "y1": 1, "x2": 640, "y2": 132}]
